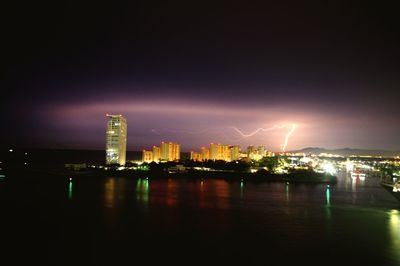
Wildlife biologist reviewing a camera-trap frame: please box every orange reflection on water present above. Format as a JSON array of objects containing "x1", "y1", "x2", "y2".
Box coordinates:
[
  {"x1": 213, "y1": 180, "x2": 230, "y2": 210},
  {"x1": 166, "y1": 179, "x2": 178, "y2": 206},
  {"x1": 198, "y1": 179, "x2": 207, "y2": 209},
  {"x1": 104, "y1": 178, "x2": 115, "y2": 208}
]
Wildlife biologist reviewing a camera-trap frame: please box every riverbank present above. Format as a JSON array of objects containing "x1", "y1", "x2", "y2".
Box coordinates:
[{"x1": 4, "y1": 167, "x2": 337, "y2": 184}]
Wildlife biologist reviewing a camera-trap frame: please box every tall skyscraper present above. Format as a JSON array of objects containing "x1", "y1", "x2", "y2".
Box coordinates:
[{"x1": 105, "y1": 114, "x2": 127, "y2": 165}]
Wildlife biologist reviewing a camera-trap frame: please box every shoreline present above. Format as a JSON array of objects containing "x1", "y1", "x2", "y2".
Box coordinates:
[{"x1": 4, "y1": 168, "x2": 338, "y2": 184}]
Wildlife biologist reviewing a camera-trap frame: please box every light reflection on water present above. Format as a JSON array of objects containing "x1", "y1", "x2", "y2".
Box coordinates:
[
  {"x1": 68, "y1": 180, "x2": 73, "y2": 200},
  {"x1": 104, "y1": 178, "x2": 115, "y2": 208},
  {"x1": 285, "y1": 182, "x2": 289, "y2": 203},
  {"x1": 388, "y1": 209, "x2": 400, "y2": 263},
  {"x1": 136, "y1": 178, "x2": 149, "y2": 205},
  {"x1": 63, "y1": 173, "x2": 399, "y2": 265}
]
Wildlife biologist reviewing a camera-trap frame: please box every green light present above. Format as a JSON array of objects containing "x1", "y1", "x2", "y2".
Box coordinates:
[
  {"x1": 136, "y1": 178, "x2": 149, "y2": 205},
  {"x1": 240, "y1": 180, "x2": 244, "y2": 199},
  {"x1": 136, "y1": 178, "x2": 142, "y2": 201},
  {"x1": 68, "y1": 181, "x2": 73, "y2": 200},
  {"x1": 326, "y1": 187, "x2": 331, "y2": 207},
  {"x1": 285, "y1": 182, "x2": 289, "y2": 202}
]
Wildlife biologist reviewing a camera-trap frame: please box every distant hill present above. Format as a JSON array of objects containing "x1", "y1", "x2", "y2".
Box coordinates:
[{"x1": 289, "y1": 147, "x2": 400, "y2": 157}]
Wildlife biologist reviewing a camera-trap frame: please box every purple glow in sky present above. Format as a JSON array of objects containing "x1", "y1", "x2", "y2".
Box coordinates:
[
  {"x1": 26, "y1": 95, "x2": 397, "y2": 151},
  {"x1": 2, "y1": 2, "x2": 400, "y2": 151}
]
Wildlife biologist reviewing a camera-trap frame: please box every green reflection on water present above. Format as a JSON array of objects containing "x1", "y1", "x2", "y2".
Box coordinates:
[
  {"x1": 240, "y1": 179, "x2": 244, "y2": 199},
  {"x1": 136, "y1": 178, "x2": 149, "y2": 204},
  {"x1": 68, "y1": 180, "x2": 73, "y2": 200},
  {"x1": 326, "y1": 187, "x2": 331, "y2": 207},
  {"x1": 325, "y1": 186, "x2": 331, "y2": 222},
  {"x1": 388, "y1": 209, "x2": 400, "y2": 263},
  {"x1": 285, "y1": 183, "x2": 289, "y2": 202}
]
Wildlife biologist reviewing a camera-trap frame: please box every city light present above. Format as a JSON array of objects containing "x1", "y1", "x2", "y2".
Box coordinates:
[
  {"x1": 68, "y1": 180, "x2": 73, "y2": 200},
  {"x1": 322, "y1": 162, "x2": 336, "y2": 175},
  {"x1": 326, "y1": 186, "x2": 331, "y2": 206}
]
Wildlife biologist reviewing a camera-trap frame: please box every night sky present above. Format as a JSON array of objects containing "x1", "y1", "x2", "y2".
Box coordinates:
[{"x1": 2, "y1": 1, "x2": 400, "y2": 151}]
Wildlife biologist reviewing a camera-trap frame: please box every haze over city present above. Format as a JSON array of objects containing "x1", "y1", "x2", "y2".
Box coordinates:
[{"x1": 3, "y1": 1, "x2": 400, "y2": 151}]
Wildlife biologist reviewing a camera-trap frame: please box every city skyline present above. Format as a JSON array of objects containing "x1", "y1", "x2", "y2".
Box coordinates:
[
  {"x1": 2, "y1": 3, "x2": 400, "y2": 265},
  {"x1": 2, "y1": 2, "x2": 400, "y2": 151}
]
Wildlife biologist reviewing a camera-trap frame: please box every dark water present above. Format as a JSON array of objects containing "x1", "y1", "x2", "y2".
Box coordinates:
[{"x1": 0, "y1": 171, "x2": 399, "y2": 265}]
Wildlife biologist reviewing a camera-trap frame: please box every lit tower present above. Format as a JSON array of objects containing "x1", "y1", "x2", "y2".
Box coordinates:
[
  {"x1": 105, "y1": 114, "x2": 127, "y2": 165},
  {"x1": 160, "y1": 142, "x2": 180, "y2": 161}
]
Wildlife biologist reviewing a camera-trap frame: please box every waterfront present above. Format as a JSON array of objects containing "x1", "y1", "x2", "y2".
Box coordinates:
[{"x1": 0, "y1": 171, "x2": 399, "y2": 265}]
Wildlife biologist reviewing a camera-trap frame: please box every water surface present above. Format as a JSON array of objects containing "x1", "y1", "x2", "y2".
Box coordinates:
[{"x1": 0, "y1": 171, "x2": 398, "y2": 265}]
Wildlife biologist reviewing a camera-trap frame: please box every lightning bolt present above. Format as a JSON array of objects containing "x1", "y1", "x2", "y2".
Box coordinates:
[
  {"x1": 228, "y1": 124, "x2": 297, "y2": 152},
  {"x1": 280, "y1": 124, "x2": 297, "y2": 152},
  {"x1": 227, "y1": 125, "x2": 286, "y2": 137}
]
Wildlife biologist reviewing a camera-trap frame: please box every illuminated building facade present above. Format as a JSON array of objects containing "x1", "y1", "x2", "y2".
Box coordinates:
[
  {"x1": 230, "y1": 145, "x2": 240, "y2": 161},
  {"x1": 105, "y1": 114, "x2": 127, "y2": 165},
  {"x1": 152, "y1": 146, "x2": 161, "y2": 161},
  {"x1": 201, "y1": 146, "x2": 210, "y2": 160},
  {"x1": 210, "y1": 143, "x2": 222, "y2": 160},
  {"x1": 190, "y1": 151, "x2": 202, "y2": 161},
  {"x1": 142, "y1": 142, "x2": 180, "y2": 162},
  {"x1": 192, "y1": 144, "x2": 240, "y2": 162},
  {"x1": 246, "y1": 145, "x2": 271, "y2": 161},
  {"x1": 161, "y1": 142, "x2": 180, "y2": 161},
  {"x1": 142, "y1": 150, "x2": 153, "y2": 163}
]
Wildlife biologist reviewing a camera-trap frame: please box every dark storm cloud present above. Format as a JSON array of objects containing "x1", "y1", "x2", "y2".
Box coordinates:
[{"x1": 2, "y1": 1, "x2": 400, "y2": 150}]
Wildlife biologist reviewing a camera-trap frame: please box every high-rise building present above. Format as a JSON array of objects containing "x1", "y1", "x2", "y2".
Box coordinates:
[
  {"x1": 105, "y1": 114, "x2": 127, "y2": 165},
  {"x1": 230, "y1": 145, "x2": 240, "y2": 161},
  {"x1": 160, "y1": 142, "x2": 180, "y2": 161},
  {"x1": 191, "y1": 144, "x2": 241, "y2": 162},
  {"x1": 210, "y1": 143, "x2": 221, "y2": 160},
  {"x1": 209, "y1": 143, "x2": 233, "y2": 161},
  {"x1": 222, "y1": 145, "x2": 230, "y2": 161},
  {"x1": 152, "y1": 146, "x2": 161, "y2": 162},
  {"x1": 190, "y1": 151, "x2": 202, "y2": 161},
  {"x1": 173, "y1": 143, "x2": 180, "y2": 161},
  {"x1": 142, "y1": 150, "x2": 153, "y2": 162},
  {"x1": 201, "y1": 147, "x2": 210, "y2": 161}
]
